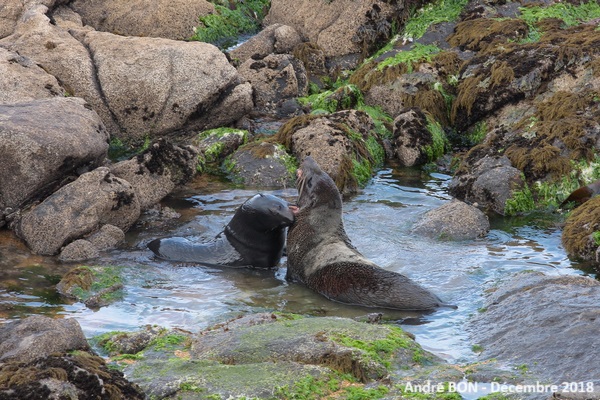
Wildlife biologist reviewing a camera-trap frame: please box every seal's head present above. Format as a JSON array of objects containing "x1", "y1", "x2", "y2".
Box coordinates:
[
  {"x1": 241, "y1": 193, "x2": 295, "y2": 231},
  {"x1": 296, "y1": 156, "x2": 342, "y2": 211}
]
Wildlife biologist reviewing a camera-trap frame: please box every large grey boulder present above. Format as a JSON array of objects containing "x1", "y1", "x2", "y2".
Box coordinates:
[
  {"x1": 2, "y1": 5, "x2": 253, "y2": 142},
  {"x1": 470, "y1": 272, "x2": 600, "y2": 385},
  {"x1": 264, "y1": 0, "x2": 402, "y2": 68},
  {"x1": 0, "y1": 97, "x2": 109, "y2": 226},
  {"x1": 68, "y1": 0, "x2": 215, "y2": 40},
  {"x1": 0, "y1": 47, "x2": 65, "y2": 102},
  {"x1": 80, "y1": 30, "x2": 253, "y2": 142},
  {"x1": 0, "y1": 315, "x2": 89, "y2": 363},
  {"x1": 14, "y1": 167, "x2": 140, "y2": 255},
  {"x1": 1, "y1": 4, "x2": 121, "y2": 136},
  {"x1": 412, "y1": 199, "x2": 490, "y2": 240}
]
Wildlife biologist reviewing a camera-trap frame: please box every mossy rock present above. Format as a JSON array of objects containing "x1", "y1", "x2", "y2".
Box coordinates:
[
  {"x1": 55, "y1": 265, "x2": 124, "y2": 309},
  {"x1": 193, "y1": 127, "x2": 248, "y2": 175},
  {"x1": 562, "y1": 196, "x2": 600, "y2": 262},
  {"x1": 272, "y1": 110, "x2": 384, "y2": 194},
  {"x1": 113, "y1": 313, "x2": 440, "y2": 399}
]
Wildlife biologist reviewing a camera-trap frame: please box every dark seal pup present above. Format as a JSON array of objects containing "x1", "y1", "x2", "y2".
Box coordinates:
[
  {"x1": 148, "y1": 193, "x2": 295, "y2": 268},
  {"x1": 286, "y1": 156, "x2": 446, "y2": 311}
]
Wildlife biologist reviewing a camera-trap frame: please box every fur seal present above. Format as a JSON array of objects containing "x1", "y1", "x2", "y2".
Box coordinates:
[
  {"x1": 286, "y1": 156, "x2": 447, "y2": 311},
  {"x1": 148, "y1": 193, "x2": 295, "y2": 268},
  {"x1": 560, "y1": 179, "x2": 600, "y2": 208}
]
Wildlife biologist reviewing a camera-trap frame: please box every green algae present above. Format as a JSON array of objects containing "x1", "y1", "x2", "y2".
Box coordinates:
[
  {"x1": 58, "y1": 266, "x2": 124, "y2": 306},
  {"x1": 376, "y1": 43, "x2": 441, "y2": 72},
  {"x1": 422, "y1": 116, "x2": 448, "y2": 163},
  {"x1": 403, "y1": 0, "x2": 469, "y2": 41}
]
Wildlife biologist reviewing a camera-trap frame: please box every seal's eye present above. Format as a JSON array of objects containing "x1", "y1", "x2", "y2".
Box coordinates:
[{"x1": 307, "y1": 177, "x2": 313, "y2": 187}]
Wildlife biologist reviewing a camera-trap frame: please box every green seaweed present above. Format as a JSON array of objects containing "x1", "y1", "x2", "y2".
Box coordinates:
[
  {"x1": 376, "y1": 43, "x2": 442, "y2": 72},
  {"x1": 422, "y1": 116, "x2": 448, "y2": 162},
  {"x1": 403, "y1": 0, "x2": 470, "y2": 41}
]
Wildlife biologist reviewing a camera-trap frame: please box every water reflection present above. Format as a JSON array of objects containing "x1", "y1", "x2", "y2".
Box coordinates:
[{"x1": 0, "y1": 167, "x2": 593, "y2": 364}]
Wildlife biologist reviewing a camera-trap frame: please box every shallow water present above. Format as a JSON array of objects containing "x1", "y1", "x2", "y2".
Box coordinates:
[{"x1": 0, "y1": 166, "x2": 594, "y2": 365}]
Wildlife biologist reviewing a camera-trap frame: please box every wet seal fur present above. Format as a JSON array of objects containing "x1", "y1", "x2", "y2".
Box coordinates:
[
  {"x1": 148, "y1": 193, "x2": 295, "y2": 268},
  {"x1": 286, "y1": 156, "x2": 447, "y2": 311}
]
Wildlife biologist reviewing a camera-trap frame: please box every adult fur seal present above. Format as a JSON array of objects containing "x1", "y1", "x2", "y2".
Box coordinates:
[
  {"x1": 148, "y1": 193, "x2": 295, "y2": 268},
  {"x1": 286, "y1": 156, "x2": 446, "y2": 311}
]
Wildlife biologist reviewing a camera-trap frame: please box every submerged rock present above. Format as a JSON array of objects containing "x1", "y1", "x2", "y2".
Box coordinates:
[
  {"x1": 56, "y1": 265, "x2": 125, "y2": 309},
  {"x1": 470, "y1": 272, "x2": 600, "y2": 385},
  {"x1": 412, "y1": 199, "x2": 490, "y2": 240}
]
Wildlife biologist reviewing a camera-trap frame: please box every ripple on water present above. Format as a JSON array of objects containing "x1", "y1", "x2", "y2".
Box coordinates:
[{"x1": 0, "y1": 168, "x2": 593, "y2": 364}]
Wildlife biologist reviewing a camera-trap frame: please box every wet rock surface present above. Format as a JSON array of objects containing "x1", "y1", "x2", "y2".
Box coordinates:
[{"x1": 470, "y1": 272, "x2": 600, "y2": 385}]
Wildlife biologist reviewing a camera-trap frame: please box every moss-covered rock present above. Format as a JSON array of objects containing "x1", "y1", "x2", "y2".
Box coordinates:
[
  {"x1": 273, "y1": 110, "x2": 384, "y2": 194},
  {"x1": 562, "y1": 196, "x2": 600, "y2": 262},
  {"x1": 225, "y1": 140, "x2": 297, "y2": 187},
  {"x1": 102, "y1": 313, "x2": 441, "y2": 399},
  {"x1": 56, "y1": 265, "x2": 125, "y2": 309},
  {"x1": 193, "y1": 127, "x2": 248, "y2": 175}
]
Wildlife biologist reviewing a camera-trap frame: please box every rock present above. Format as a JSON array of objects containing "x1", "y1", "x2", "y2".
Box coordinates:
[
  {"x1": 237, "y1": 53, "x2": 307, "y2": 117},
  {"x1": 449, "y1": 155, "x2": 524, "y2": 215},
  {"x1": 96, "y1": 325, "x2": 164, "y2": 356},
  {"x1": 0, "y1": 315, "x2": 89, "y2": 363},
  {"x1": 1, "y1": 4, "x2": 122, "y2": 136},
  {"x1": 274, "y1": 110, "x2": 382, "y2": 194},
  {"x1": 229, "y1": 24, "x2": 303, "y2": 64},
  {"x1": 56, "y1": 265, "x2": 124, "y2": 308},
  {"x1": 0, "y1": 0, "x2": 23, "y2": 39},
  {"x1": 264, "y1": 0, "x2": 403, "y2": 69},
  {"x1": 0, "y1": 47, "x2": 65, "y2": 102},
  {"x1": 392, "y1": 107, "x2": 443, "y2": 166},
  {"x1": 58, "y1": 239, "x2": 99, "y2": 262},
  {"x1": 80, "y1": 30, "x2": 252, "y2": 142},
  {"x1": 562, "y1": 196, "x2": 600, "y2": 262},
  {"x1": 0, "y1": 351, "x2": 146, "y2": 399},
  {"x1": 194, "y1": 128, "x2": 248, "y2": 175},
  {"x1": 470, "y1": 272, "x2": 600, "y2": 385},
  {"x1": 117, "y1": 313, "x2": 437, "y2": 399},
  {"x1": 0, "y1": 97, "x2": 109, "y2": 226},
  {"x1": 412, "y1": 199, "x2": 490, "y2": 240},
  {"x1": 109, "y1": 139, "x2": 198, "y2": 210},
  {"x1": 2, "y1": 5, "x2": 253, "y2": 142},
  {"x1": 68, "y1": 0, "x2": 215, "y2": 40},
  {"x1": 14, "y1": 167, "x2": 140, "y2": 255},
  {"x1": 87, "y1": 224, "x2": 125, "y2": 251},
  {"x1": 227, "y1": 141, "x2": 295, "y2": 187}
]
